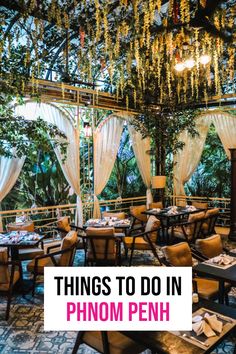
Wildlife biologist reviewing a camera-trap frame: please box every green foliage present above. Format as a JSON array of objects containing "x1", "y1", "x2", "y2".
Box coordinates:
[
  {"x1": 3, "y1": 151, "x2": 73, "y2": 210},
  {"x1": 101, "y1": 126, "x2": 145, "y2": 200},
  {"x1": 186, "y1": 124, "x2": 230, "y2": 198},
  {"x1": 132, "y1": 106, "x2": 198, "y2": 175},
  {"x1": 0, "y1": 101, "x2": 68, "y2": 161}
]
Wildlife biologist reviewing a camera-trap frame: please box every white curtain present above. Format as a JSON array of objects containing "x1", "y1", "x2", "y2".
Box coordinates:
[
  {"x1": 211, "y1": 112, "x2": 236, "y2": 159},
  {"x1": 93, "y1": 116, "x2": 124, "y2": 218},
  {"x1": 0, "y1": 156, "x2": 25, "y2": 231},
  {"x1": 15, "y1": 101, "x2": 83, "y2": 226},
  {"x1": 128, "y1": 124, "x2": 153, "y2": 207},
  {"x1": 173, "y1": 115, "x2": 212, "y2": 196}
]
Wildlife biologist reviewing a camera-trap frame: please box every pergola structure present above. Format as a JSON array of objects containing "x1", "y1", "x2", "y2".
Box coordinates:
[{"x1": 0, "y1": 0, "x2": 235, "y2": 109}]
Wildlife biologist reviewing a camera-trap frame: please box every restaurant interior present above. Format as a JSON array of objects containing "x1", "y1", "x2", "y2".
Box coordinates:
[{"x1": 0, "y1": 0, "x2": 236, "y2": 353}]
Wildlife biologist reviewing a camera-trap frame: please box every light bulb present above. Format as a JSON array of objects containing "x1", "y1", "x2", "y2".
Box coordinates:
[
  {"x1": 199, "y1": 54, "x2": 211, "y2": 65},
  {"x1": 174, "y1": 62, "x2": 185, "y2": 72},
  {"x1": 184, "y1": 58, "x2": 195, "y2": 69}
]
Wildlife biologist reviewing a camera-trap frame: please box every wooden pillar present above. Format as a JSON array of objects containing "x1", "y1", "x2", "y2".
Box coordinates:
[{"x1": 229, "y1": 148, "x2": 236, "y2": 241}]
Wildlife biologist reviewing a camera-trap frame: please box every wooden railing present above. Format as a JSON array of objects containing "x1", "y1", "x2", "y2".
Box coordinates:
[
  {"x1": 0, "y1": 194, "x2": 230, "y2": 232},
  {"x1": 0, "y1": 196, "x2": 147, "y2": 231}
]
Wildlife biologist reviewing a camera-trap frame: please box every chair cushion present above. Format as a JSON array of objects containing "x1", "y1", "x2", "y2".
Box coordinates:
[
  {"x1": 86, "y1": 228, "x2": 116, "y2": 261},
  {"x1": 18, "y1": 247, "x2": 44, "y2": 261},
  {"x1": 86, "y1": 227, "x2": 115, "y2": 236},
  {"x1": 194, "y1": 278, "x2": 231, "y2": 300},
  {"x1": 192, "y1": 202, "x2": 208, "y2": 209},
  {"x1": 7, "y1": 221, "x2": 35, "y2": 232},
  {"x1": 188, "y1": 211, "x2": 205, "y2": 235},
  {"x1": 0, "y1": 269, "x2": 20, "y2": 291},
  {"x1": 149, "y1": 202, "x2": 163, "y2": 209},
  {"x1": 188, "y1": 211, "x2": 205, "y2": 223},
  {"x1": 195, "y1": 234, "x2": 223, "y2": 258},
  {"x1": 102, "y1": 212, "x2": 126, "y2": 220},
  {"x1": 145, "y1": 216, "x2": 160, "y2": 243},
  {"x1": 171, "y1": 212, "x2": 205, "y2": 241},
  {"x1": 162, "y1": 242, "x2": 193, "y2": 266},
  {"x1": 202, "y1": 222, "x2": 208, "y2": 231},
  {"x1": 60, "y1": 231, "x2": 78, "y2": 266},
  {"x1": 176, "y1": 199, "x2": 187, "y2": 207},
  {"x1": 169, "y1": 225, "x2": 191, "y2": 240},
  {"x1": 82, "y1": 331, "x2": 146, "y2": 354},
  {"x1": 27, "y1": 256, "x2": 58, "y2": 274},
  {"x1": 130, "y1": 205, "x2": 147, "y2": 223},
  {"x1": 87, "y1": 250, "x2": 117, "y2": 261},
  {"x1": 123, "y1": 236, "x2": 151, "y2": 250},
  {"x1": 205, "y1": 208, "x2": 220, "y2": 218},
  {"x1": 0, "y1": 248, "x2": 10, "y2": 284},
  {"x1": 61, "y1": 230, "x2": 78, "y2": 249},
  {"x1": 57, "y1": 217, "x2": 71, "y2": 232}
]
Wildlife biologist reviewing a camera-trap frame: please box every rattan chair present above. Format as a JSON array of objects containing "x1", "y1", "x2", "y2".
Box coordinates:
[{"x1": 148, "y1": 202, "x2": 163, "y2": 209}]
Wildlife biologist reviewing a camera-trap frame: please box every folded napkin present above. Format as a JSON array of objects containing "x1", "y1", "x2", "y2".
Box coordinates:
[
  {"x1": 115, "y1": 219, "x2": 130, "y2": 225},
  {"x1": 186, "y1": 205, "x2": 197, "y2": 211},
  {"x1": 167, "y1": 209, "x2": 179, "y2": 215},
  {"x1": 87, "y1": 219, "x2": 101, "y2": 224},
  {"x1": 209, "y1": 254, "x2": 234, "y2": 266},
  {"x1": 192, "y1": 313, "x2": 223, "y2": 337}
]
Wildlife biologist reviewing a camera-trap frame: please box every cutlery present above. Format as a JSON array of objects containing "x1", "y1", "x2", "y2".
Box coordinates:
[
  {"x1": 214, "y1": 313, "x2": 234, "y2": 323},
  {"x1": 182, "y1": 334, "x2": 209, "y2": 347}
]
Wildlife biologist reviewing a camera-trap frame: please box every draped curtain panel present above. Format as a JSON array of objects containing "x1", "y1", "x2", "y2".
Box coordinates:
[
  {"x1": 15, "y1": 101, "x2": 83, "y2": 226},
  {"x1": 211, "y1": 112, "x2": 236, "y2": 159},
  {"x1": 173, "y1": 115, "x2": 212, "y2": 196},
  {"x1": 0, "y1": 156, "x2": 25, "y2": 231},
  {"x1": 128, "y1": 124, "x2": 153, "y2": 207},
  {"x1": 93, "y1": 116, "x2": 124, "y2": 218}
]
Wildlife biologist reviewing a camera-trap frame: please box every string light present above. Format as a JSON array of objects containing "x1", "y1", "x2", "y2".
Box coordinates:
[
  {"x1": 184, "y1": 58, "x2": 195, "y2": 69},
  {"x1": 199, "y1": 54, "x2": 211, "y2": 65},
  {"x1": 174, "y1": 62, "x2": 185, "y2": 72},
  {"x1": 174, "y1": 55, "x2": 211, "y2": 72}
]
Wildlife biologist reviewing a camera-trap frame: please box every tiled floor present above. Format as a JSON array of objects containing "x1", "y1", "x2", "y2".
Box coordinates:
[{"x1": 0, "y1": 246, "x2": 236, "y2": 354}]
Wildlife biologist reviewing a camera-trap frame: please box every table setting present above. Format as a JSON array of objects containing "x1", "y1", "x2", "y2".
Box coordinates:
[
  {"x1": 173, "y1": 307, "x2": 236, "y2": 350},
  {"x1": 204, "y1": 254, "x2": 236, "y2": 269},
  {"x1": 85, "y1": 217, "x2": 130, "y2": 228},
  {"x1": 0, "y1": 231, "x2": 41, "y2": 245},
  {"x1": 166, "y1": 206, "x2": 179, "y2": 215},
  {"x1": 184, "y1": 205, "x2": 197, "y2": 212}
]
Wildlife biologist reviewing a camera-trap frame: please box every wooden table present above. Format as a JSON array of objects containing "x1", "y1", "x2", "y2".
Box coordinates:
[
  {"x1": 120, "y1": 300, "x2": 236, "y2": 354},
  {"x1": 193, "y1": 259, "x2": 236, "y2": 304},
  {"x1": 0, "y1": 232, "x2": 45, "y2": 260},
  {"x1": 144, "y1": 207, "x2": 203, "y2": 244}
]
